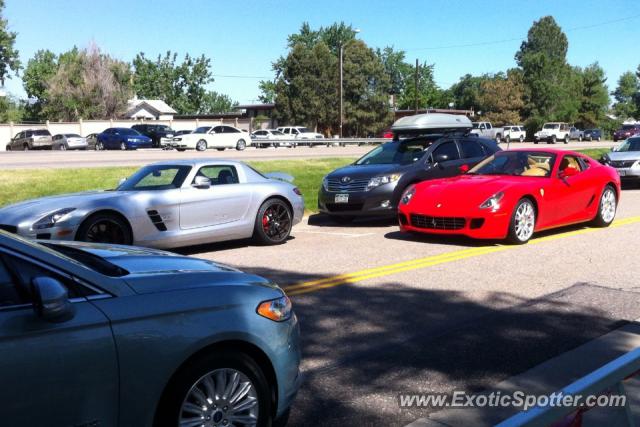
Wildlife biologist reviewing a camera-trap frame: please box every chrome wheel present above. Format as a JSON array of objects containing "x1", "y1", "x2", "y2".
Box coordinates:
[
  {"x1": 179, "y1": 368, "x2": 259, "y2": 427},
  {"x1": 600, "y1": 188, "x2": 616, "y2": 224},
  {"x1": 514, "y1": 201, "x2": 535, "y2": 242},
  {"x1": 196, "y1": 140, "x2": 207, "y2": 151},
  {"x1": 236, "y1": 139, "x2": 246, "y2": 151}
]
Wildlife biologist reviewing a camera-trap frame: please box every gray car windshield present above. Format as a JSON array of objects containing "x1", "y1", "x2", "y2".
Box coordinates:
[
  {"x1": 615, "y1": 138, "x2": 640, "y2": 152},
  {"x1": 118, "y1": 165, "x2": 192, "y2": 191},
  {"x1": 355, "y1": 139, "x2": 434, "y2": 165}
]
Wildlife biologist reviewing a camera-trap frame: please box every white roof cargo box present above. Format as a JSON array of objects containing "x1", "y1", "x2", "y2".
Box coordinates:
[{"x1": 391, "y1": 113, "x2": 472, "y2": 133}]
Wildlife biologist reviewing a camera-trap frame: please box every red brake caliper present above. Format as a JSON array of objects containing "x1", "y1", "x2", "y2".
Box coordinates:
[{"x1": 262, "y1": 210, "x2": 270, "y2": 231}]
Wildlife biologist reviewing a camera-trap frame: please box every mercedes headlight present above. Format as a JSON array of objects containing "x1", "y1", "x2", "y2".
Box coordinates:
[
  {"x1": 479, "y1": 192, "x2": 504, "y2": 210},
  {"x1": 367, "y1": 174, "x2": 401, "y2": 190},
  {"x1": 33, "y1": 208, "x2": 76, "y2": 230}
]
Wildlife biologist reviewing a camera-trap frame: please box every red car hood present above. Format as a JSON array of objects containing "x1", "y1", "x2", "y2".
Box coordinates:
[{"x1": 411, "y1": 174, "x2": 537, "y2": 211}]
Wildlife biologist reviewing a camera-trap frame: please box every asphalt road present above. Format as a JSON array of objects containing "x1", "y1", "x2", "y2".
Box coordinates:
[
  {"x1": 172, "y1": 183, "x2": 640, "y2": 427},
  {"x1": 0, "y1": 139, "x2": 617, "y2": 169}
]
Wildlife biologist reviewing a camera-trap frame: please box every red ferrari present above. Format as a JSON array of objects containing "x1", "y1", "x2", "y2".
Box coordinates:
[{"x1": 398, "y1": 149, "x2": 621, "y2": 244}]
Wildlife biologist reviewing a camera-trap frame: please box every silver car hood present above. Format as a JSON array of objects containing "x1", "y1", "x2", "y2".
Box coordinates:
[
  {"x1": 0, "y1": 190, "x2": 120, "y2": 223},
  {"x1": 608, "y1": 151, "x2": 640, "y2": 161}
]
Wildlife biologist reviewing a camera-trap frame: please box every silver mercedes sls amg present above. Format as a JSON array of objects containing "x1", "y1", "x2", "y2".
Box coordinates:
[{"x1": 0, "y1": 159, "x2": 305, "y2": 248}]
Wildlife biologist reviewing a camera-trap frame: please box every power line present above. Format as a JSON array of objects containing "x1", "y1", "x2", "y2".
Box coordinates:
[{"x1": 406, "y1": 13, "x2": 640, "y2": 52}]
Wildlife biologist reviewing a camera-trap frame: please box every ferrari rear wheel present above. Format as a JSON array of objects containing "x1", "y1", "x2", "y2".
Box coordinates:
[
  {"x1": 77, "y1": 212, "x2": 133, "y2": 245},
  {"x1": 592, "y1": 185, "x2": 617, "y2": 227},
  {"x1": 507, "y1": 198, "x2": 536, "y2": 244},
  {"x1": 253, "y1": 199, "x2": 292, "y2": 245}
]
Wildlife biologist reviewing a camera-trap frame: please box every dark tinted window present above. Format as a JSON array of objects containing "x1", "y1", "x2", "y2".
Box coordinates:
[
  {"x1": 431, "y1": 141, "x2": 460, "y2": 161},
  {"x1": 32, "y1": 129, "x2": 51, "y2": 136},
  {"x1": 194, "y1": 126, "x2": 212, "y2": 134},
  {"x1": 460, "y1": 140, "x2": 485, "y2": 158},
  {"x1": 355, "y1": 138, "x2": 436, "y2": 165},
  {"x1": 0, "y1": 257, "x2": 25, "y2": 307},
  {"x1": 195, "y1": 165, "x2": 239, "y2": 185},
  {"x1": 223, "y1": 126, "x2": 240, "y2": 133}
]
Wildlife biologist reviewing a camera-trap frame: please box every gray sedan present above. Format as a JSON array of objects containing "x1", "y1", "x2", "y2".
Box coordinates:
[
  {"x1": 52, "y1": 133, "x2": 88, "y2": 150},
  {"x1": 0, "y1": 159, "x2": 305, "y2": 248},
  {"x1": 0, "y1": 230, "x2": 300, "y2": 426},
  {"x1": 603, "y1": 136, "x2": 640, "y2": 185}
]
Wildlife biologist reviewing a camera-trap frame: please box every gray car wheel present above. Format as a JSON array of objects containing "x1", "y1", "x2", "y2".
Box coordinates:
[
  {"x1": 76, "y1": 212, "x2": 132, "y2": 245},
  {"x1": 236, "y1": 139, "x2": 247, "y2": 151},
  {"x1": 196, "y1": 139, "x2": 207, "y2": 152},
  {"x1": 59, "y1": 144, "x2": 67, "y2": 151},
  {"x1": 155, "y1": 350, "x2": 271, "y2": 427}
]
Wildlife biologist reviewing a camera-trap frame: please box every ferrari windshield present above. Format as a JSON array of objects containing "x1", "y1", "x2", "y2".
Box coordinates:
[
  {"x1": 469, "y1": 151, "x2": 557, "y2": 177},
  {"x1": 614, "y1": 137, "x2": 640, "y2": 152},
  {"x1": 355, "y1": 138, "x2": 438, "y2": 165},
  {"x1": 117, "y1": 165, "x2": 192, "y2": 191}
]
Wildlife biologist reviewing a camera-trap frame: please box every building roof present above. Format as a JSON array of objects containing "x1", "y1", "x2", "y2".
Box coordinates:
[
  {"x1": 126, "y1": 99, "x2": 177, "y2": 117},
  {"x1": 237, "y1": 103, "x2": 275, "y2": 110}
]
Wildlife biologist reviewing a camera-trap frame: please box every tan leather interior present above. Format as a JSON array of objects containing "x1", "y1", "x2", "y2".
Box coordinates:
[
  {"x1": 559, "y1": 156, "x2": 580, "y2": 171},
  {"x1": 522, "y1": 156, "x2": 551, "y2": 176}
]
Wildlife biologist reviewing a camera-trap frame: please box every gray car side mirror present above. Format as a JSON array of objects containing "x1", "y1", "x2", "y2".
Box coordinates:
[
  {"x1": 193, "y1": 176, "x2": 211, "y2": 189},
  {"x1": 31, "y1": 277, "x2": 75, "y2": 323}
]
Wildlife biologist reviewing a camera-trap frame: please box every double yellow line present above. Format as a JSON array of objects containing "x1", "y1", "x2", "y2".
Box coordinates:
[{"x1": 283, "y1": 215, "x2": 640, "y2": 296}]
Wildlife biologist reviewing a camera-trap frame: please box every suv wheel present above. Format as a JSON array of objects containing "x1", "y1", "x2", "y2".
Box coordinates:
[
  {"x1": 519, "y1": 135, "x2": 524, "y2": 143},
  {"x1": 564, "y1": 134, "x2": 569, "y2": 144},
  {"x1": 23, "y1": 143, "x2": 29, "y2": 151},
  {"x1": 550, "y1": 135, "x2": 556, "y2": 144}
]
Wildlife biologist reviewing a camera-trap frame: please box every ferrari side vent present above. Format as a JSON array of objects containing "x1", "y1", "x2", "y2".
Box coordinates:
[{"x1": 147, "y1": 210, "x2": 167, "y2": 231}]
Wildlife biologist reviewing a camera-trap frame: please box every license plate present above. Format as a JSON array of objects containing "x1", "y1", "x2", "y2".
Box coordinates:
[
  {"x1": 618, "y1": 170, "x2": 626, "y2": 176},
  {"x1": 334, "y1": 194, "x2": 349, "y2": 203}
]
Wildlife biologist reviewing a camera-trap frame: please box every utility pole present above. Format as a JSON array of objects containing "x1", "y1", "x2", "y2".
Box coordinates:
[
  {"x1": 414, "y1": 58, "x2": 419, "y2": 114},
  {"x1": 339, "y1": 45, "x2": 343, "y2": 138}
]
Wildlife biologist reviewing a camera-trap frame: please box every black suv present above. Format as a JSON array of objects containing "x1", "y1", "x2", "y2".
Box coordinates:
[
  {"x1": 131, "y1": 124, "x2": 175, "y2": 148},
  {"x1": 318, "y1": 134, "x2": 501, "y2": 221}
]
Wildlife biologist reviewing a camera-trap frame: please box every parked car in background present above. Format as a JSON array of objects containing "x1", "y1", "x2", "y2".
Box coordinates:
[
  {"x1": 613, "y1": 124, "x2": 640, "y2": 142},
  {"x1": 0, "y1": 231, "x2": 300, "y2": 427},
  {"x1": 85, "y1": 133, "x2": 100, "y2": 150},
  {"x1": 379, "y1": 128, "x2": 394, "y2": 139},
  {"x1": 174, "y1": 129, "x2": 192, "y2": 136},
  {"x1": 502, "y1": 125, "x2": 526, "y2": 143},
  {"x1": 252, "y1": 129, "x2": 291, "y2": 148},
  {"x1": 601, "y1": 136, "x2": 640, "y2": 185},
  {"x1": 470, "y1": 121, "x2": 503, "y2": 142},
  {"x1": 534, "y1": 122, "x2": 571, "y2": 144},
  {"x1": 171, "y1": 125, "x2": 252, "y2": 151},
  {"x1": 276, "y1": 126, "x2": 324, "y2": 139},
  {"x1": 52, "y1": 133, "x2": 88, "y2": 151},
  {"x1": 96, "y1": 128, "x2": 153, "y2": 150},
  {"x1": 6, "y1": 129, "x2": 53, "y2": 151},
  {"x1": 398, "y1": 149, "x2": 619, "y2": 244},
  {"x1": 569, "y1": 126, "x2": 584, "y2": 141},
  {"x1": 318, "y1": 113, "x2": 501, "y2": 222},
  {"x1": 583, "y1": 128, "x2": 602, "y2": 141},
  {"x1": 131, "y1": 123, "x2": 175, "y2": 148},
  {"x1": 0, "y1": 159, "x2": 304, "y2": 248}
]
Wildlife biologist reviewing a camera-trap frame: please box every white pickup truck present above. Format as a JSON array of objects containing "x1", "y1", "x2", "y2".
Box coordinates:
[
  {"x1": 470, "y1": 122, "x2": 503, "y2": 142},
  {"x1": 502, "y1": 125, "x2": 527, "y2": 143}
]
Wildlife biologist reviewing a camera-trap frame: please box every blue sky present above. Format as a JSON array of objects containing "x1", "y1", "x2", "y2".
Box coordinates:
[{"x1": 4, "y1": 0, "x2": 639, "y2": 104}]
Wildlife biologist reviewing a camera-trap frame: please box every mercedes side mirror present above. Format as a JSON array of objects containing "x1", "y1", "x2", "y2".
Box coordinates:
[
  {"x1": 193, "y1": 176, "x2": 211, "y2": 189},
  {"x1": 31, "y1": 277, "x2": 75, "y2": 323}
]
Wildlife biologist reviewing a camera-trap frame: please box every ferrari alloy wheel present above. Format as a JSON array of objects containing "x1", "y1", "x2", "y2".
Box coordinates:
[
  {"x1": 77, "y1": 213, "x2": 132, "y2": 245},
  {"x1": 254, "y1": 199, "x2": 292, "y2": 245},
  {"x1": 593, "y1": 185, "x2": 617, "y2": 227},
  {"x1": 508, "y1": 199, "x2": 536, "y2": 244},
  {"x1": 196, "y1": 139, "x2": 207, "y2": 152}
]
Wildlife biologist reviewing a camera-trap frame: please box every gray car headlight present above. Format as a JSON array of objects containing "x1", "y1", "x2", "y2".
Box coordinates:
[
  {"x1": 479, "y1": 192, "x2": 504, "y2": 210},
  {"x1": 367, "y1": 174, "x2": 401, "y2": 190},
  {"x1": 33, "y1": 208, "x2": 76, "y2": 230},
  {"x1": 322, "y1": 176, "x2": 329, "y2": 191}
]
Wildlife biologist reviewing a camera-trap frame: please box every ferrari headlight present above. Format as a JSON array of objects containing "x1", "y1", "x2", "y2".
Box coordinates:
[
  {"x1": 401, "y1": 186, "x2": 416, "y2": 205},
  {"x1": 479, "y1": 192, "x2": 504, "y2": 210},
  {"x1": 367, "y1": 174, "x2": 401, "y2": 190},
  {"x1": 33, "y1": 208, "x2": 76, "y2": 230},
  {"x1": 257, "y1": 295, "x2": 292, "y2": 322}
]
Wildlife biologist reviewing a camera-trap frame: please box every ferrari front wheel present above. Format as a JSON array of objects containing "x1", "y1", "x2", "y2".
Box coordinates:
[
  {"x1": 507, "y1": 198, "x2": 536, "y2": 244},
  {"x1": 592, "y1": 185, "x2": 617, "y2": 227}
]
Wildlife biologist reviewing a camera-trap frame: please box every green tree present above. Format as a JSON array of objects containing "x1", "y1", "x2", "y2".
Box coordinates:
[
  {"x1": 0, "y1": 0, "x2": 21, "y2": 87},
  {"x1": 396, "y1": 61, "x2": 440, "y2": 111},
  {"x1": 376, "y1": 46, "x2": 407, "y2": 97},
  {"x1": 132, "y1": 51, "x2": 214, "y2": 114},
  {"x1": 199, "y1": 91, "x2": 237, "y2": 113},
  {"x1": 257, "y1": 80, "x2": 276, "y2": 103},
  {"x1": 449, "y1": 74, "x2": 487, "y2": 111},
  {"x1": 477, "y1": 69, "x2": 525, "y2": 125},
  {"x1": 0, "y1": 95, "x2": 24, "y2": 122},
  {"x1": 576, "y1": 63, "x2": 609, "y2": 128},
  {"x1": 612, "y1": 71, "x2": 638, "y2": 120},
  {"x1": 22, "y1": 49, "x2": 57, "y2": 120}
]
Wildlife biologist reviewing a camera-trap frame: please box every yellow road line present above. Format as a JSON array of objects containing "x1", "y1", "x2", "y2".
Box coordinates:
[{"x1": 284, "y1": 215, "x2": 640, "y2": 296}]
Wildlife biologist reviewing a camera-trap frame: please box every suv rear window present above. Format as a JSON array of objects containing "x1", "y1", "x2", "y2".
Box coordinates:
[{"x1": 32, "y1": 130, "x2": 51, "y2": 136}]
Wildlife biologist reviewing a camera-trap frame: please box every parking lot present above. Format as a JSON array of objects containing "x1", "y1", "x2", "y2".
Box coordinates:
[
  {"x1": 0, "y1": 139, "x2": 616, "y2": 169},
  {"x1": 171, "y1": 184, "x2": 640, "y2": 426}
]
